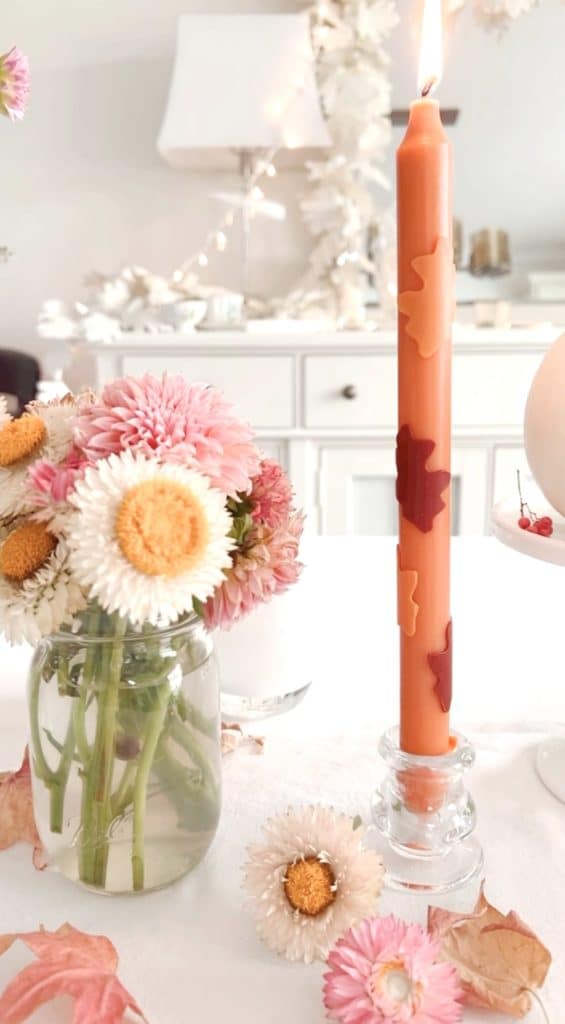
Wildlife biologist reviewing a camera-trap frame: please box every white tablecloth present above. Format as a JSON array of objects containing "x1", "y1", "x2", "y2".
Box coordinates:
[{"x1": 0, "y1": 538, "x2": 563, "y2": 1023}]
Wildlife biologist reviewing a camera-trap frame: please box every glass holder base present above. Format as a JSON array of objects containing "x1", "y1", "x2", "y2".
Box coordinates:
[
  {"x1": 220, "y1": 680, "x2": 312, "y2": 722},
  {"x1": 366, "y1": 726, "x2": 484, "y2": 894}
]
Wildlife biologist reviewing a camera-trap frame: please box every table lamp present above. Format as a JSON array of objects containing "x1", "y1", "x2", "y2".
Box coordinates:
[{"x1": 157, "y1": 13, "x2": 331, "y2": 305}]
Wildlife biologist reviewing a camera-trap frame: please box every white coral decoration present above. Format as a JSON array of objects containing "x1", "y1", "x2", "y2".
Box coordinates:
[
  {"x1": 448, "y1": 0, "x2": 538, "y2": 30},
  {"x1": 0, "y1": 535, "x2": 86, "y2": 645},
  {"x1": 243, "y1": 805, "x2": 384, "y2": 964},
  {"x1": 295, "y1": 0, "x2": 399, "y2": 325}
]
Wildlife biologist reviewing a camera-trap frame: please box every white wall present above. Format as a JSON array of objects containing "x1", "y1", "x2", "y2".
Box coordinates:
[{"x1": 1, "y1": 0, "x2": 564, "y2": 366}]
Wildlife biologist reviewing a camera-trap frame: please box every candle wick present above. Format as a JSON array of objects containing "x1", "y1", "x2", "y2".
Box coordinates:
[{"x1": 421, "y1": 77, "x2": 436, "y2": 98}]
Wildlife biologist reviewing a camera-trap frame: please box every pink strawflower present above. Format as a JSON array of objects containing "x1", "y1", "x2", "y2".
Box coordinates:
[
  {"x1": 28, "y1": 447, "x2": 85, "y2": 504},
  {"x1": 0, "y1": 48, "x2": 30, "y2": 122},
  {"x1": 323, "y1": 915, "x2": 463, "y2": 1024},
  {"x1": 204, "y1": 511, "x2": 304, "y2": 629},
  {"x1": 74, "y1": 373, "x2": 260, "y2": 497},
  {"x1": 26, "y1": 447, "x2": 87, "y2": 533},
  {"x1": 249, "y1": 458, "x2": 293, "y2": 528}
]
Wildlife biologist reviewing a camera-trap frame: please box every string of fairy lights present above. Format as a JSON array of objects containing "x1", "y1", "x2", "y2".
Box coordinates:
[{"x1": 171, "y1": 4, "x2": 328, "y2": 288}]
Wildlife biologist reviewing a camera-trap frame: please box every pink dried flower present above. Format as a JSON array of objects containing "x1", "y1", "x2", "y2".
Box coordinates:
[
  {"x1": 0, "y1": 48, "x2": 30, "y2": 122},
  {"x1": 28, "y1": 447, "x2": 85, "y2": 503},
  {"x1": 249, "y1": 458, "x2": 293, "y2": 528},
  {"x1": 74, "y1": 374, "x2": 260, "y2": 497},
  {"x1": 203, "y1": 511, "x2": 304, "y2": 629},
  {"x1": 323, "y1": 915, "x2": 463, "y2": 1024}
]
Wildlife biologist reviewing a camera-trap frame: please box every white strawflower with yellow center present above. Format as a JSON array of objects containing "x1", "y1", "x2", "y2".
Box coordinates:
[
  {"x1": 0, "y1": 521, "x2": 86, "y2": 644},
  {"x1": 0, "y1": 397, "x2": 77, "y2": 519},
  {"x1": 67, "y1": 450, "x2": 233, "y2": 625},
  {"x1": 243, "y1": 806, "x2": 385, "y2": 964}
]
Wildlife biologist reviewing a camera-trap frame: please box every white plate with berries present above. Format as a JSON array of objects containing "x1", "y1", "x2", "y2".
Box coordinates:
[
  {"x1": 492, "y1": 491, "x2": 563, "y2": 566},
  {"x1": 493, "y1": 475, "x2": 565, "y2": 803}
]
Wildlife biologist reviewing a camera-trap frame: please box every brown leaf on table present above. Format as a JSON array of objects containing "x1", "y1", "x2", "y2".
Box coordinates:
[
  {"x1": 0, "y1": 922, "x2": 148, "y2": 1024},
  {"x1": 428, "y1": 885, "x2": 552, "y2": 1018},
  {"x1": 221, "y1": 722, "x2": 264, "y2": 757},
  {"x1": 0, "y1": 748, "x2": 45, "y2": 870}
]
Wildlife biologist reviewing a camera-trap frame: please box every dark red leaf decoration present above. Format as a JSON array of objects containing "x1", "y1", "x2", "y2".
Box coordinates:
[
  {"x1": 428, "y1": 620, "x2": 452, "y2": 713},
  {"x1": 396, "y1": 425, "x2": 450, "y2": 533}
]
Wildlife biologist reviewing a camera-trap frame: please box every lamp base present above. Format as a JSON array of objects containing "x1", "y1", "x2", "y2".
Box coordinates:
[{"x1": 367, "y1": 727, "x2": 484, "y2": 894}]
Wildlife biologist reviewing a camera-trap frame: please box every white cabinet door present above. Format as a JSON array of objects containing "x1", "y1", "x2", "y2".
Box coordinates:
[{"x1": 318, "y1": 443, "x2": 489, "y2": 535}]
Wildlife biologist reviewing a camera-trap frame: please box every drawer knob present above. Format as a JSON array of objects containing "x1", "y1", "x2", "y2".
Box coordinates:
[{"x1": 341, "y1": 384, "x2": 357, "y2": 400}]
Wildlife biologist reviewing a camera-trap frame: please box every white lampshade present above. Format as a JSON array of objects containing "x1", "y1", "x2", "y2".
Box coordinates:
[{"x1": 157, "y1": 13, "x2": 331, "y2": 170}]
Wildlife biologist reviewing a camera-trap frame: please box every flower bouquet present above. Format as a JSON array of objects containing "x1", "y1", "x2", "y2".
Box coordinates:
[{"x1": 0, "y1": 375, "x2": 303, "y2": 893}]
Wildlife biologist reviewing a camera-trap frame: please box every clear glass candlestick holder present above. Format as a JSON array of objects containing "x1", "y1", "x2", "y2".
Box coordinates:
[{"x1": 368, "y1": 727, "x2": 484, "y2": 893}]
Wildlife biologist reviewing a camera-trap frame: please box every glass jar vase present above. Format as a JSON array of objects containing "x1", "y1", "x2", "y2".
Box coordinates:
[{"x1": 27, "y1": 606, "x2": 221, "y2": 895}]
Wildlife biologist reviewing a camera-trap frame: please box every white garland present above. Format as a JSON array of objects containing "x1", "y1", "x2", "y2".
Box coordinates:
[{"x1": 288, "y1": 0, "x2": 398, "y2": 326}]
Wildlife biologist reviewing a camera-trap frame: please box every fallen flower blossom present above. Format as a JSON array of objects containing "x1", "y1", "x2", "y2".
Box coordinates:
[{"x1": 221, "y1": 721, "x2": 264, "y2": 756}]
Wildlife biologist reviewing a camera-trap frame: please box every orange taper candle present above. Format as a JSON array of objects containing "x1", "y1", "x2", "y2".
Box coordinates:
[{"x1": 396, "y1": 0, "x2": 455, "y2": 755}]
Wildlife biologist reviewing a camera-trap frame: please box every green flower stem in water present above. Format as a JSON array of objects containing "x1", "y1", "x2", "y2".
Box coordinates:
[
  {"x1": 131, "y1": 682, "x2": 170, "y2": 891},
  {"x1": 48, "y1": 713, "x2": 76, "y2": 834}
]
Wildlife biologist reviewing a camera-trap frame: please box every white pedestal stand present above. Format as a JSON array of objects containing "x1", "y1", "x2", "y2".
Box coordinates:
[{"x1": 493, "y1": 497, "x2": 565, "y2": 803}]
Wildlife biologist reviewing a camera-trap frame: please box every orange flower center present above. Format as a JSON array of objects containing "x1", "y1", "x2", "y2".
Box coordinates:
[
  {"x1": 284, "y1": 857, "x2": 337, "y2": 917},
  {"x1": 115, "y1": 479, "x2": 210, "y2": 577},
  {"x1": 0, "y1": 522, "x2": 57, "y2": 581},
  {"x1": 0, "y1": 415, "x2": 46, "y2": 467}
]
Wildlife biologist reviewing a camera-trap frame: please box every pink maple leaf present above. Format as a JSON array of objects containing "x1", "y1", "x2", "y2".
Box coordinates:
[
  {"x1": 0, "y1": 749, "x2": 45, "y2": 869},
  {"x1": 0, "y1": 923, "x2": 148, "y2": 1024}
]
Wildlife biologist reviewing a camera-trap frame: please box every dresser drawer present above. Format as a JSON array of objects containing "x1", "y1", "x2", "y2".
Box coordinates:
[
  {"x1": 305, "y1": 355, "x2": 396, "y2": 428},
  {"x1": 121, "y1": 354, "x2": 295, "y2": 430}
]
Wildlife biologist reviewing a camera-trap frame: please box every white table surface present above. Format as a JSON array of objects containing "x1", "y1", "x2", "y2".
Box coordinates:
[{"x1": 0, "y1": 537, "x2": 563, "y2": 1023}]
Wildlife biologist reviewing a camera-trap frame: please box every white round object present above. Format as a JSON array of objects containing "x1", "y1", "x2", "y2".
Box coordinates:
[
  {"x1": 536, "y1": 738, "x2": 565, "y2": 803},
  {"x1": 214, "y1": 580, "x2": 313, "y2": 702},
  {"x1": 524, "y1": 332, "x2": 565, "y2": 517}
]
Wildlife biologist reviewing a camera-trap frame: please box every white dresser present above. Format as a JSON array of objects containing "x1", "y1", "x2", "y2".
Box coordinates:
[{"x1": 67, "y1": 324, "x2": 560, "y2": 535}]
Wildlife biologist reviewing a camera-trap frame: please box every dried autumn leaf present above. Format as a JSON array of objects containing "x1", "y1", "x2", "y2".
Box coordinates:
[
  {"x1": 428, "y1": 885, "x2": 551, "y2": 1018},
  {"x1": 0, "y1": 748, "x2": 45, "y2": 869},
  {"x1": 0, "y1": 923, "x2": 148, "y2": 1024},
  {"x1": 221, "y1": 721, "x2": 264, "y2": 756}
]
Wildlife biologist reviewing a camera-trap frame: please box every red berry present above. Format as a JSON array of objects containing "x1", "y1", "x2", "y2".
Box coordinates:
[
  {"x1": 528, "y1": 523, "x2": 541, "y2": 534},
  {"x1": 518, "y1": 516, "x2": 530, "y2": 529},
  {"x1": 539, "y1": 516, "x2": 553, "y2": 528}
]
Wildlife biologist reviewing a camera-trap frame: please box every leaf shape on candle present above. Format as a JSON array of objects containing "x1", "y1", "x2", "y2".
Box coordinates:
[
  {"x1": 397, "y1": 545, "x2": 419, "y2": 637},
  {"x1": 398, "y1": 236, "x2": 455, "y2": 359},
  {"x1": 396, "y1": 424, "x2": 450, "y2": 533},
  {"x1": 0, "y1": 748, "x2": 45, "y2": 870},
  {"x1": 0, "y1": 923, "x2": 149, "y2": 1024},
  {"x1": 428, "y1": 620, "x2": 452, "y2": 712},
  {"x1": 428, "y1": 885, "x2": 552, "y2": 1018}
]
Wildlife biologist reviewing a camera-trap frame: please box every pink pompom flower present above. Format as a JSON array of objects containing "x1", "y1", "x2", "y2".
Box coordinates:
[
  {"x1": 0, "y1": 48, "x2": 30, "y2": 122},
  {"x1": 323, "y1": 915, "x2": 463, "y2": 1024},
  {"x1": 204, "y1": 511, "x2": 304, "y2": 629},
  {"x1": 74, "y1": 373, "x2": 260, "y2": 497},
  {"x1": 249, "y1": 458, "x2": 293, "y2": 529}
]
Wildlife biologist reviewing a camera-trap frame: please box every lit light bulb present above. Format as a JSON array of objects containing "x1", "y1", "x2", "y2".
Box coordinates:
[
  {"x1": 197, "y1": 252, "x2": 209, "y2": 268},
  {"x1": 284, "y1": 134, "x2": 299, "y2": 150},
  {"x1": 172, "y1": 270, "x2": 183, "y2": 283},
  {"x1": 251, "y1": 186, "x2": 264, "y2": 201},
  {"x1": 215, "y1": 231, "x2": 227, "y2": 252},
  {"x1": 266, "y1": 164, "x2": 277, "y2": 178}
]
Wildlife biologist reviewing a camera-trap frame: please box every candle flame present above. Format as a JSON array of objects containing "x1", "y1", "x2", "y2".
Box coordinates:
[{"x1": 418, "y1": 0, "x2": 443, "y2": 97}]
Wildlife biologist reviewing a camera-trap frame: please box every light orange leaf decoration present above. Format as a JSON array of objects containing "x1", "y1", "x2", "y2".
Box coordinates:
[
  {"x1": 398, "y1": 237, "x2": 455, "y2": 359},
  {"x1": 0, "y1": 923, "x2": 148, "y2": 1024},
  {"x1": 0, "y1": 748, "x2": 45, "y2": 870},
  {"x1": 397, "y1": 545, "x2": 419, "y2": 637},
  {"x1": 428, "y1": 885, "x2": 552, "y2": 1018}
]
